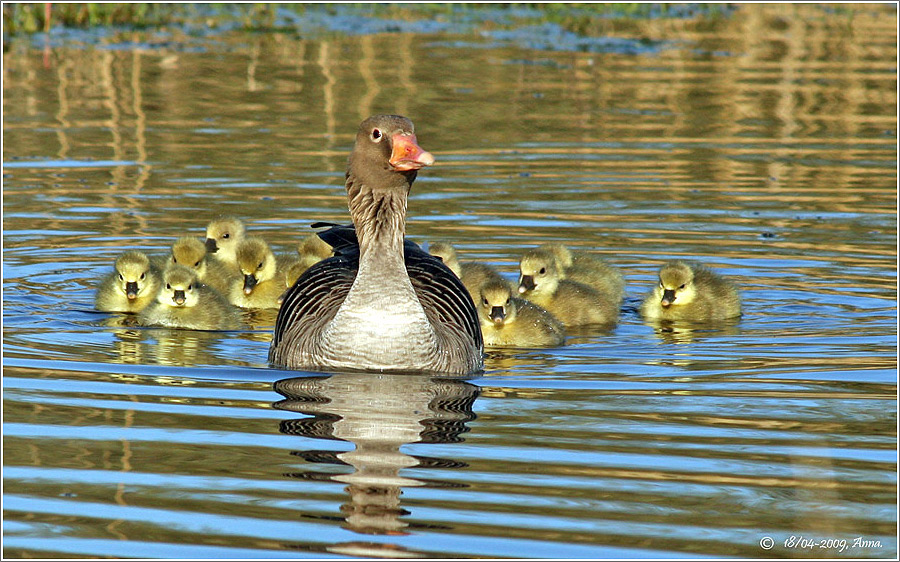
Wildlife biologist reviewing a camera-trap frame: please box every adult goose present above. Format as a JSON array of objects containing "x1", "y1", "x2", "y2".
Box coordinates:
[{"x1": 269, "y1": 115, "x2": 483, "y2": 375}]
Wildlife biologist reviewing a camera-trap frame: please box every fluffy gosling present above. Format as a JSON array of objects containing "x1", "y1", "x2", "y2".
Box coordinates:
[
  {"x1": 517, "y1": 255, "x2": 618, "y2": 326},
  {"x1": 477, "y1": 279, "x2": 565, "y2": 347},
  {"x1": 640, "y1": 260, "x2": 741, "y2": 322},
  {"x1": 429, "y1": 242, "x2": 509, "y2": 303},
  {"x1": 205, "y1": 216, "x2": 246, "y2": 268},
  {"x1": 95, "y1": 250, "x2": 161, "y2": 313},
  {"x1": 229, "y1": 237, "x2": 287, "y2": 309},
  {"x1": 138, "y1": 265, "x2": 242, "y2": 330}
]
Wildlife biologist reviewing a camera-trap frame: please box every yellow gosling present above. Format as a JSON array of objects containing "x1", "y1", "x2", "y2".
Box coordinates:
[
  {"x1": 521, "y1": 244, "x2": 625, "y2": 307},
  {"x1": 138, "y1": 265, "x2": 242, "y2": 330},
  {"x1": 229, "y1": 237, "x2": 287, "y2": 309},
  {"x1": 517, "y1": 254, "x2": 618, "y2": 326},
  {"x1": 640, "y1": 260, "x2": 741, "y2": 322},
  {"x1": 205, "y1": 216, "x2": 246, "y2": 268},
  {"x1": 95, "y1": 250, "x2": 161, "y2": 313},
  {"x1": 429, "y1": 242, "x2": 509, "y2": 303},
  {"x1": 477, "y1": 279, "x2": 565, "y2": 347},
  {"x1": 168, "y1": 236, "x2": 239, "y2": 295}
]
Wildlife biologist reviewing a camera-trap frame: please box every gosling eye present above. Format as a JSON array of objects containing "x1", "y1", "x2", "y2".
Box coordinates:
[
  {"x1": 258, "y1": 261, "x2": 264, "y2": 269},
  {"x1": 679, "y1": 283, "x2": 686, "y2": 289},
  {"x1": 371, "y1": 128, "x2": 382, "y2": 141},
  {"x1": 505, "y1": 298, "x2": 510, "y2": 305},
  {"x1": 118, "y1": 273, "x2": 124, "y2": 281},
  {"x1": 659, "y1": 281, "x2": 664, "y2": 288},
  {"x1": 187, "y1": 284, "x2": 193, "y2": 291},
  {"x1": 222, "y1": 233, "x2": 230, "y2": 239},
  {"x1": 194, "y1": 260, "x2": 200, "y2": 267},
  {"x1": 166, "y1": 283, "x2": 171, "y2": 290},
  {"x1": 482, "y1": 297, "x2": 489, "y2": 305},
  {"x1": 140, "y1": 273, "x2": 145, "y2": 280},
  {"x1": 539, "y1": 267, "x2": 546, "y2": 275},
  {"x1": 172, "y1": 256, "x2": 177, "y2": 263}
]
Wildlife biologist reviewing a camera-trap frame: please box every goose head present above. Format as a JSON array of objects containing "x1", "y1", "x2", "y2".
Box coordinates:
[
  {"x1": 112, "y1": 251, "x2": 155, "y2": 300},
  {"x1": 541, "y1": 243, "x2": 574, "y2": 269},
  {"x1": 657, "y1": 261, "x2": 697, "y2": 308},
  {"x1": 297, "y1": 233, "x2": 333, "y2": 260},
  {"x1": 170, "y1": 236, "x2": 208, "y2": 277},
  {"x1": 236, "y1": 237, "x2": 277, "y2": 295},
  {"x1": 518, "y1": 248, "x2": 560, "y2": 296},
  {"x1": 159, "y1": 265, "x2": 200, "y2": 308},
  {"x1": 205, "y1": 217, "x2": 246, "y2": 262},
  {"x1": 349, "y1": 114, "x2": 434, "y2": 181},
  {"x1": 479, "y1": 279, "x2": 517, "y2": 326},
  {"x1": 428, "y1": 242, "x2": 462, "y2": 278},
  {"x1": 345, "y1": 115, "x2": 434, "y2": 242}
]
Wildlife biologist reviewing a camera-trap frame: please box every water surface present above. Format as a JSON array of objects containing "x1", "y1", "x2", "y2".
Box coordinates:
[{"x1": 3, "y1": 4, "x2": 897, "y2": 559}]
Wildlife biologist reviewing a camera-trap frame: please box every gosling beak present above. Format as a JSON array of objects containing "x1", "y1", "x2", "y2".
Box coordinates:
[
  {"x1": 243, "y1": 273, "x2": 258, "y2": 295},
  {"x1": 490, "y1": 306, "x2": 506, "y2": 324},
  {"x1": 661, "y1": 289, "x2": 677, "y2": 308},
  {"x1": 205, "y1": 238, "x2": 219, "y2": 253},
  {"x1": 389, "y1": 133, "x2": 434, "y2": 172},
  {"x1": 518, "y1": 275, "x2": 535, "y2": 293},
  {"x1": 125, "y1": 281, "x2": 139, "y2": 300},
  {"x1": 173, "y1": 290, "x2": 186, "y2": 306}
]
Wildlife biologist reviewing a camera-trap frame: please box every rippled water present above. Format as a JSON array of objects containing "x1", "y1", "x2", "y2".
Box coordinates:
[{"x1": 3, "y1": 4, "x2": 897, "y2": 559}]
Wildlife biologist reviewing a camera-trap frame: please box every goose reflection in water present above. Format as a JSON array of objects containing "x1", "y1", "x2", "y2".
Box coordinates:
[{"x1": 272, "y1": 372, "x2": 479, "y2": 552}]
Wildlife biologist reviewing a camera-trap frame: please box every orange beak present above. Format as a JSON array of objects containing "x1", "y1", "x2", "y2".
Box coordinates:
[{"x1": 389, "y1": 133, "x2": 434, "y2": 171}]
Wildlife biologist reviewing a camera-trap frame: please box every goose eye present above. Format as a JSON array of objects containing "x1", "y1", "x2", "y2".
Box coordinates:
[
  {"x1": 371, "y1": 128, "x2": 382, "y2": 141},
  {"x1": 539, "y1": 267, "x2": 546, "y2": 275}
]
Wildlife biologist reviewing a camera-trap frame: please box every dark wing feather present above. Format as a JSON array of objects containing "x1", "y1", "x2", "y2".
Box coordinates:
[
  {"x1": 312, "y1": 222, "x2": 425, "y2": 258},
  {"x1": 310, "y1": 222, "x2": 358, "y2": 252},
  {"x1": 403, "y1": 244, "x2": 483, "y2": 351},
  {"x1": 269, "y1": 250, "x2": 356, "y2": 365}
]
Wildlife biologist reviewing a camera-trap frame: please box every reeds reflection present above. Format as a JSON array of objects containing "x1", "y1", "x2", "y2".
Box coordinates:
[{"x1": 273, "y1": 373, "x2": 479, "y2": 540}]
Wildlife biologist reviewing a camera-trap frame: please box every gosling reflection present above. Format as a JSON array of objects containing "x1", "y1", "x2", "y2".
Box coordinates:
[
  {"x1": 273, "y1": 373, "x2": 479, "y2": 538},
  {"x1": 646, "y1": 318, "x2": 742, "y2": 345},
  {"x1": 105, "y1": 323, "x2": 265, "y2": 367}
]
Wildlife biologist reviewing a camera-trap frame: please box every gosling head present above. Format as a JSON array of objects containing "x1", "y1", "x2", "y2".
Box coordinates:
[
  {"x1": 205, "y1": 217, "x2": 246, "y2": 261},
  {"x1": 518, "y1": 248, "x2": 560, "y2": 296},
  {"x1": 283, "y1": 260, "x2": 308, "y2": 289},
  {"x1": 170, "y1": 237, "x2": 208, "y2": 277},
  {"x1": 236, "y1": 237, "x2": 276, "y2": 295},
  {"x1": 159, "y1": 265, "x2": 200, "y2": 308},
  {"x1": 657, "y1": 261, "x2": 697, "y2": 308},
  {"x1": 297, "y1": 234, "x2": 333, "y2": 260},
  {"x1": 428, "y1": 242, "x2": 462, "y2": 277},
  {"x1": 479, "y1": 279, "x2": 517, "y2": 326},
  {"x1": 114, "y1": 251, "x2": 154, "y2": 300},
  {"x1": 541, "y1": 243, "x2": 574, "y2": 269}
]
